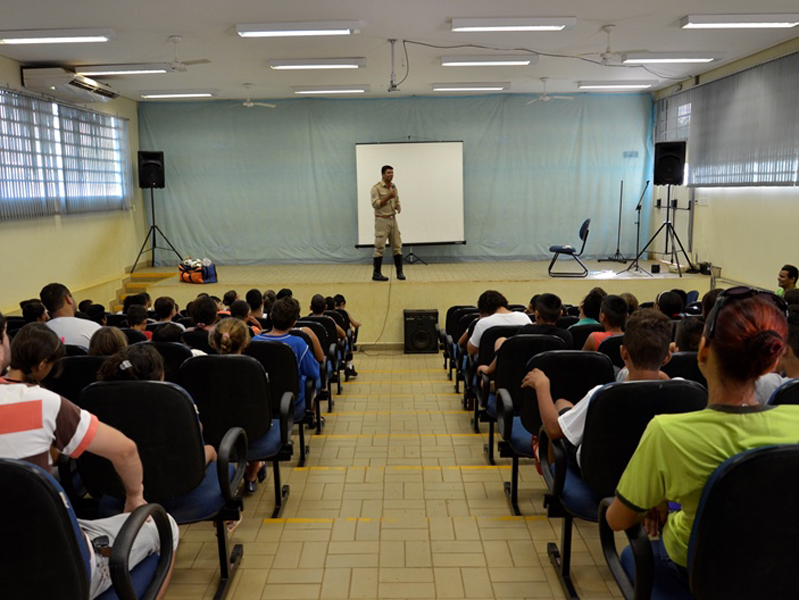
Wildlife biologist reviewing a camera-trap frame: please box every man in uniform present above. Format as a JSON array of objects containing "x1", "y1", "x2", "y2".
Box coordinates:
[{"x1": 370, "y1": 165, "x2": 405, "y2": 281}]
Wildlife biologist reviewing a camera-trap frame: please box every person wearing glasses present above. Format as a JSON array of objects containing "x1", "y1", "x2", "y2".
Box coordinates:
[{"x1": 605, "y1": 287, "x2": 799, "y2": 588}]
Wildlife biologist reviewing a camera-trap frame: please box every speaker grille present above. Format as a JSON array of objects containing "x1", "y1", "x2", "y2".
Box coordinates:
[{"x1": 404, "y1": 309, "x2": 439, "y2": 354}]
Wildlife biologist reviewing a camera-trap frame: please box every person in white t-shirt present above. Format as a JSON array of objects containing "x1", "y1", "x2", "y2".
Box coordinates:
[
  {"x1": 40, "y1": 282, "x2": 101, "y2": 350},
  {"x1": 460, "y1": 290, "x2": 531, "y2": 356},
  {"x1": 522, "y1": 309, "x2": 674, "y2": 468}
]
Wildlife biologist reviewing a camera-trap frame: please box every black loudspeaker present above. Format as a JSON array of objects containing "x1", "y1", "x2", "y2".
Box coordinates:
[
  {"x1": 653, "y1": 141, "x2": 686, "y2": 186},
  {"x1": 138, "y1": 151, "x2": 165, "y2": 189},
  {"x1": 404, "y1": 309, "x2": 439, "y2": 354}
]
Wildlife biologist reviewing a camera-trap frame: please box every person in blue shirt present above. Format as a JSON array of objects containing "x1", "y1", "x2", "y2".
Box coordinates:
[{"x1": 253, "y1": 297, "x2": 320, "y2": 421}]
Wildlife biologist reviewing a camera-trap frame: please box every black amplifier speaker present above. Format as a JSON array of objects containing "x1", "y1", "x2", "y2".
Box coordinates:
[
  {"x1": 404, "y1": 309, "x2": 439, "y2": 354},
  {"x1": 653, "y1": 141, "x2": 687, "y2": 186}
]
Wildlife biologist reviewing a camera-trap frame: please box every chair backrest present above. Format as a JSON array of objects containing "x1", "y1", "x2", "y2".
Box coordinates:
[
  {"x1": 661, "y1": 352, "x2": 707, "y2": 388},
  {"x1": 0, "y1": 458, "x2": 90, "y2": 599},
  {"x1": 769, "y1": 379, "x2": 799, "y2": 405},
  {"x1": 495, "y1": 335, "x2": 567, "y2": 408},
  {"x1": 555, "y1": 315, "x2": 579, "y2": 329},
  {"x1": 77, "y1": 381, "x2": 208, "y2": 501},
  {"x1": 324, "y1": 310, "x2": 346, "y2": 330},
  {"x1": 143, "y1": 341, "x2": 193, "y2": 384},
  {"x1": 302, "y1": 315, "x2": 338, "y2": 349},
  {"x1": 334, "y1": 308, "x2": 352, "y2": 330},
  {"x1": 105, "y1": 314, "x2": 128, "y2": 328},
  {"x1": 568, "y1": 323, "x2": 605, "y2": 350},
  {"x1": 298, "y1": 318, "x2": 333, "y2": 350},
  {"x1": 177, "y1": 316, "x2": 195, "y2": 328},
  {"x1": 64, "y1": 344, "x2": 88, "y2": 356},
  {"x1": 580, "y1": 380, "x2": 708, "y2": 496},
  {"x1": 575, "y1": 218, "x2": 591, "y2": 253},
  {"x1": 245, "y1": 340, "x2": 301, "y2": 415},
  {"x1": 508, "y1": 304, "x2": 528, "y2": 313},
  {"x1": 688, "y1": 444, "x2": 799, "y2": 600},
  {"x1": 41, "y1": 355, "x2": 107, "y2": 403},
  {"x1": 475, "y1": 325, "x2": 524, "y2": 367},
  {"x1": 450, "y1": 307, "x2": 479, "y2": 337},
  {"x1": 520, "y1": 351, "x2": 615, "y2": 435},
  {"x1": 146, "y1": 322, "x2": 166, "y2": 332},
  {"x1": 255, "y1": 316, "x2": 272, "y2": 330},
  {"x1": 120, "y1": 327, "x2": 147, "y2": 344},
  {"x1": 182, "y1": 328, "x2": 217, "y2": 354},
  {"x1": 445, "y1": 305, "x2": 475, "y2": 336},
  {"x1": 686, "y1": 290, "x2": 700, "y2": 304},
  {"x1": 454, "y1": 312, "x2": 480, "y2": 345},
  {"x1": 684, "y1": 301, "x2": 703, "y2": 316},
  {"x1": 597, "y1": 334, "x2": 625, "y2": 368},
  {"x1": 179, "y1": 355, "x2": 272, "y2": 447}
]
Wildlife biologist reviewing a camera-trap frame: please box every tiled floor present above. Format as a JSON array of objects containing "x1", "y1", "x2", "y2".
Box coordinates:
[{"x1": 165, "y1": 350, "x2": 623, "y2": 599}]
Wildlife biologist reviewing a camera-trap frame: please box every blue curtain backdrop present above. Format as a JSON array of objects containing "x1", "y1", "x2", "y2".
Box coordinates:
[{"x1": 139, "y1": 93, "x2": 653, "y2": 265}]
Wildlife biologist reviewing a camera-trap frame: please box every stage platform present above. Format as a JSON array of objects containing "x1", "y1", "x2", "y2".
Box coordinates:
[{"x1": 138, "y1": 259, "x2": 709, "y2": 345}]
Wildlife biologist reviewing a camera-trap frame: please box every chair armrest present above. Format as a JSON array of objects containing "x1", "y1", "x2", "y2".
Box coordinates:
[
  {"x1": 109, "y1": 503, "x2": 174, "y2": 600},
  {"x1": 598, "y1": 498, "x2": 653, "y2": 600},
  {"x1": 537, "y1": 427, "x2": 568, "y2": 496},
  {"x1": 497, "y1": 388, "x2": 514, "y2": 441},
  {"x1": 327, "y1": 343, "x2": 338, "y2": 369},
  {"x1": 279, "y1": 391, "x2": 296, "y2": 446},
  {"x1": 217, "y1": 427, "x2": 248, "y2": 502},
  {"x1": 478, "y1": 372, "x2": 491, "y2": 407},
  {"x1": 56, "y1": 454, "x2": 85, "y2": 505}
]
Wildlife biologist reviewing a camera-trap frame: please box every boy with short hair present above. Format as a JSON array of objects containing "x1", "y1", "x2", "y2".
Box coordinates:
[
  {"x1": 127, "y1": 305, "x2": 151, "y2": 340},
  {"x1": 582, "y1": 294, "x2": 628, "y2": 351}
]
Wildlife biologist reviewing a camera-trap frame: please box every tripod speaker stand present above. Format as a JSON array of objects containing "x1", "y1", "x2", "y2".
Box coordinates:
[{"x1": 132, "y1": 187, "x2": 183, "y2": 272}]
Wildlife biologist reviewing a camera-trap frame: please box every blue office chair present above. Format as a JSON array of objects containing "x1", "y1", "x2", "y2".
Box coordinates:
[{"x1": 548, "y1": 218, "x2": 591, "y2": 278}]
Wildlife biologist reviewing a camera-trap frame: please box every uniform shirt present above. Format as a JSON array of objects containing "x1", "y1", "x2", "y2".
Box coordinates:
[
  {"x1": 0, "y1": 377, "x2": 99, "y2": 468},
  {"x1": 615, "y1": 405, "x2": 799, "y2": 567},
  {"x1": 47, "y1": 316, "x2": 101, "y2": 350},
  {"x1": 371, "y1": 180, "x2": 400, "y2": 217}
]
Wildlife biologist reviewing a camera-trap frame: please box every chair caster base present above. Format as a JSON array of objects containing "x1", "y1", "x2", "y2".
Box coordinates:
[
  {"x1": 548, "y1": 542, "x2": 580, "y2": 600},
  {"x1": 271, "y1": 485, "x2": 290, "y2": 519},
  {"x1": 213, "y1": 543, "x2": 244, "y2": 600}
]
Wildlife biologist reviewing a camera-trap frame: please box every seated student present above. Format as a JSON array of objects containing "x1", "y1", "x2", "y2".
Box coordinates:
[
  {"x1": 701, "y1": 288, "x2": 724, "y2": 318},
  {"x1": 127, "y1": 305, "x2": 152, "y2": 340},
  {"x1": 210, "y1": 296, "x2": 224, "y2": 312},
  {"x1": 605, "y1": 290, "x2": 799, "y2": 585},
  {"x1": 0, "y1": 321, "x2": 178, "y2": 599},
  {"x1": 78, "y1": 299, "x2": 94, "y2": 314},
  {"x1": 310, "y1": 294, "x2": 355, "y2": 377},
  {"x1": 98, "y1": 345, "x2": 217, "y2": 467},
  {"x1": 154, "y1": 296, "x2": 185, "y2": 331},
  {"x1": 120, "y1": 293, "x2": 147, "y2": 316},
  {"x1": 230, "y1": 299, "x2": 261, "y2": 334},
  {"x1": 263, "y1": 290, "x2": 277, "y2": 315},
  {"x1": 22, "y1": 300, "x2": 49, "y2": 323},
  {"x1": 570, "y1": 287, "x2": 607, "y2": 328},
  {"x1": 325, "y1": 296, "x2": 336, "y2": 311},
  {"x1": 209, "y1": 316, "x2": 250, "y2": 356},
  {"x1": 784, "y1": 288, "x2": 799, "y2": 307},
  {"x1": 220, "y1": 290, "x2": 238, "y2": 315},
  {"x1": 334, "y1": 293, "x2": 361, "y2": 329},
  {"x1": 253, "y1": 297, "x2": 320, "y2": 421},
  {"x1": 89, "y1": 326, "x2": 128, "y2": 357},
  {"x1": 276, "y1": 288, "x2": 293, "y2": 300},
  {"x1": 755, "y1": 307, "x2": 799, "y2": 403},
  {"x1": 776, "y1": 264, "x2": 798, "y2": 298},
  {"x1": 671, "y1": 317, "x2": 704, "y2": 353},
  {"x1": 523, "y1": 309, "x2": 673, "y2": 468},
  {"x1": 187, "y1": 296, "x2": 219, "y2": 333},
  {"x1": 620, "y1": 292, "x2": 639, "y2": 315},
  {"x1": 477, "y1": 293, "x2": 573, "y2": 378},
  {"x1": 523, "y1": 295, "x2": 539, "y2": 317},
  {"x1": 670, "y1": 288, "x2": 688, "y2": 310},
  {"x1": 246, "y1": 289, "x2": 266, "y2": 319},
  {"x1": 85, "y1": 304, "x2": 107, "y2": 326},
  {"x1": 582, "y1": 295, "x2": 628, "y2": 351},
  {"x1": 151, "y1": 323, "x2": 206, "y2": 357},
  {"x1": 41, "y1": 282, "x2": 101, "y2": 349},
  {"x1": 460, "y1": 290, "x2": 531, "y2": 356},
  {"x1": 655, "y1": 290, "x2": 684, "y2": 319}
]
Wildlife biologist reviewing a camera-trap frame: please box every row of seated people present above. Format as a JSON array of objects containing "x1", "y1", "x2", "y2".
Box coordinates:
[{"x1": 441, "y1": 284, "x2": 799, "y2": 598}]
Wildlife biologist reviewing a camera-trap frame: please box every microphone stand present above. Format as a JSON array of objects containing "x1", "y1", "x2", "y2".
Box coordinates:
[
  {"x1": 600, "y1": 180, "x2": 627, "y2": 263},
  {"x1": 619, "y1": 180, "x2": 651, "y2": 276}
]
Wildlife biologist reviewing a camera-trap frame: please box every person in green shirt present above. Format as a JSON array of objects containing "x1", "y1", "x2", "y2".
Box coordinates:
[
  {"x1": 605, "y1": 287, "x2": 798, "y2": 586},
  {"x1": 776, "y1": 264, "x2": 798, "y2": 297}
]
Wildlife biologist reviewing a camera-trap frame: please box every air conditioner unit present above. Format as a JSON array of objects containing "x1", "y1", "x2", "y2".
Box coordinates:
[{"x1": 22, "y1": 67, "x2": 118, "y2": 103}]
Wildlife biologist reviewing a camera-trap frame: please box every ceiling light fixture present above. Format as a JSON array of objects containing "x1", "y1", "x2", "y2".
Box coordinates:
[
  {"x1": 432, "y1": 82, "x2": 510, "y2": 92},
  {"x1": 269, "y1": 58, "x2": 366, "y2": 70},
  {"x1": 76, "y1": 63, "x2": 170, "y2": 76},
  {"x1": 236, "y1": 21, "x2": 360, "y2": 38},
  {"x1": 680, "y1": 14, "x2": 799, "y2": 29},
  {"x1": 441, "y1": 55, "x2": 537, "y2": 67},
  {"x1": 0, "y1": 28, "x2": 115, "y2": 45},
  {"x1": 293, "y1": 85, "x2": 369, "y2": 95},
  {"x1": 451, "y1": 17, "x2": 576, "y2": 33},
  {"x1": 140, "y1": 90, "x2": 215, "y2": 99},
  {"x1": 578, "y1": 81, "x2": 656, "y2": 90},
  {"x1": 621, "y1": 52, "x2": 720, "y2": 64}
]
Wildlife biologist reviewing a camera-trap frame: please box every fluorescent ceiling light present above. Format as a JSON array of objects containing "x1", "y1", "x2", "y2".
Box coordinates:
[
  {"x1": 578, "y1": 81, "x2": 656, "y2": 90},
  {"x1": 622, "y1": 52, "x2": 720, "y2": 64},
  {"x1": 76, "y1": 63, "x2": 170, "y2": 76},
  {"x1": 432, "y1": 82, "x2": 510, "y2": 92},
  {"x1": 140, "y1": 90, "x2": 215, "y2": 99},
  {"x1": 681, "y1": 14, "x2": 799, "y2": 29},
  {"x1": 237, "y1": 21, "x2": 360, "y2": 38},
  {"x1": 451, "y1": 17, "x2": 576, "y2": 32},
  {"x1": 0, "y1": 28, "x2": 115, "y2": 45},
  {"x1": 293, "y1": 85, "x2": 370, "y2": 95},
  {"x1": 441, "y1": 55, "x2": 537, "y2": 67},
  {"x1": 269, "y1": 58, "x2": 365, "y2": 70}
]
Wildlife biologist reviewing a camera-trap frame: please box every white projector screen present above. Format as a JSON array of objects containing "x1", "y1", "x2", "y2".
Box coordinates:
[{"x1": 356, "y1": 141, "x2": 465, "y2": 246}]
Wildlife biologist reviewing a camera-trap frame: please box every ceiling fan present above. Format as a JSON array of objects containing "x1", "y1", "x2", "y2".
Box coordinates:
[
  {"x1": 526, "y1": 77, "x2": 574, "y2": 105},
  {"x1": 168, "y1": 35, "x2": 211, "y2": 72},
  {"x1": 230, "y1": 84, "x2": 276, "y2": 109}
]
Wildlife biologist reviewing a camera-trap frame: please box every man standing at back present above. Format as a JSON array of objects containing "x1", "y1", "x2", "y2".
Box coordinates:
[
  {"x1": 371, "y1": 165, "x2": 405, "y2": 282},
  {"x1": 41, "y1": 282, "x2": 101, "y2": 350}
]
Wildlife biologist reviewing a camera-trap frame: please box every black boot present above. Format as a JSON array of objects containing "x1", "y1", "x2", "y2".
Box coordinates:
[
  {"x1": 372, "y1": 256, "x2": 388, "y2": 281},
  {"x1": 394, "y1": 254, "x2": 406, "y2": 280}
]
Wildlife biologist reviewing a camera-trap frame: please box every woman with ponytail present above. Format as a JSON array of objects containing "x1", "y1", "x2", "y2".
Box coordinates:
[
  {"x1": 209, "y1": 317, "x2": 250, "y2": 355},
  {"x1": 606, "y1": 288, "x2": 799, "y2": 584}
]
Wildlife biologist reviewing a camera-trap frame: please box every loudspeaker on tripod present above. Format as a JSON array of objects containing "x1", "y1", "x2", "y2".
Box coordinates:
[
  {"x1": 653, "y1": 141, "x2": 686, "y2": 186},
  {"x1": 138, "y1": 151, "x2": 165, "y2": 189},
  {"x1": 404, "y1": 309, "x2": 439, "y2": 354}
]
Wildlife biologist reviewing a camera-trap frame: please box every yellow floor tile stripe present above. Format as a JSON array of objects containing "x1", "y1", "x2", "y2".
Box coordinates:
[
  {"x1": 265, "y1": 515, "x2": 548, "y2": 523},
  {"x1": 293, "y1": 465, "x2": 511, "y2": 471}
]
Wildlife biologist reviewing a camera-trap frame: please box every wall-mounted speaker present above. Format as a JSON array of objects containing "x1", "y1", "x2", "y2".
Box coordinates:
[
  {"x1": 404, "y1": 309, "x2": 439, "y2": 354},
  {"x1": 653, "y1": 141, "x2": 686, "y2": 186},
  {"x1": 138, "y1": 151, "x2": 165, "y2": 189}
]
